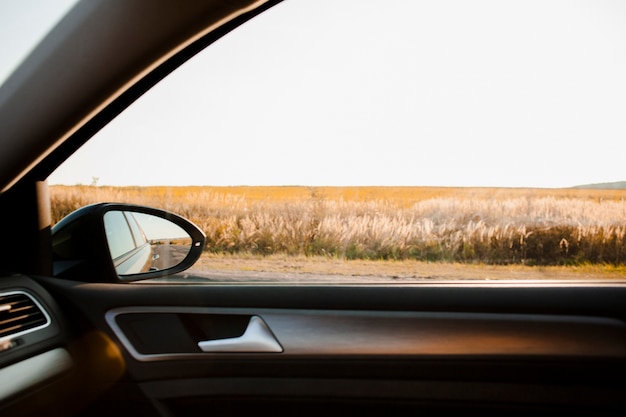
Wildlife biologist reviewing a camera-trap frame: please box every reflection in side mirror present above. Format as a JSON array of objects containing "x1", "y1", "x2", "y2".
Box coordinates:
[
  {"x1": 103, "y1": 211, "x2": 193, "y2": 276},
  {"x1": 52, "y1": 203, "x2": 206, "y2": 282}
]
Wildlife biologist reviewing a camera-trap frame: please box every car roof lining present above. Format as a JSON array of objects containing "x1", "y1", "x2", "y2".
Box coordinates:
[{"x1": 0, "y1": 0, "x2": 280, "y2": 193}]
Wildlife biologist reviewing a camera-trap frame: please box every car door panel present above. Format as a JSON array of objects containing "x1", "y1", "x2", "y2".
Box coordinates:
[
  {"x1": 31, "y1": 276, "x2": 626, "y2": 415},
  {"x1": 104, "y1": 307, "x2": 626, "y2": 359}
]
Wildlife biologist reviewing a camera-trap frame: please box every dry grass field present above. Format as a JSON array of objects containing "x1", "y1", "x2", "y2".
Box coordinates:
[{"x1": 50, "y1": 185, "x2": 626, "y2": 269}]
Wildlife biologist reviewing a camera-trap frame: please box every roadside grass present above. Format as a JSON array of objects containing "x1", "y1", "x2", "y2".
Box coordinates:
[{"x1": 50, "y1": 185, "x2": 626, "y2": 268}]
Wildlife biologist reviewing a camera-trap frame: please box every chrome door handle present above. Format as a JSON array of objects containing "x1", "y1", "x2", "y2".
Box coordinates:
[{"x1": 197, "y1": 316, "x2": 283, "y2": 353}]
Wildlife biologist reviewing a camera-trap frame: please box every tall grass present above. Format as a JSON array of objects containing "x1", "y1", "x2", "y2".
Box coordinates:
[{"x1": 50, "y1": 185, "x2": 626, "y2": 265}]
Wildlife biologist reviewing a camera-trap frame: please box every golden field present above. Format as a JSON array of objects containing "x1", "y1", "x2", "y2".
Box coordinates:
[{"x1": 50, "y1": 185, "x2": 626, "y2": 266}]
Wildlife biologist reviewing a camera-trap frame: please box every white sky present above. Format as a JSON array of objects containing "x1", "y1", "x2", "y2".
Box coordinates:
[{"x1": 3, "y1": 0, "x2": 626, "y2": 188}]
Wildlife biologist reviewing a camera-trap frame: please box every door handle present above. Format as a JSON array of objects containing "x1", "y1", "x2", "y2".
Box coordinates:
[{"x1": 197, "y1": 316, "x2": 283, "y2": 353}]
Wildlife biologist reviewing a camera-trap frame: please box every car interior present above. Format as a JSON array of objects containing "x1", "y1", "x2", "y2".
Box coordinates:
[{"x1": 1, "y1": 0, "x2": 625, "y2": 416}]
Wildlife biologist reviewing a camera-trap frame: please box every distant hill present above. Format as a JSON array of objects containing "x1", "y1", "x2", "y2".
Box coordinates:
[{"x1": 572, "y1": 181, "x2": 626, "y2": 190}]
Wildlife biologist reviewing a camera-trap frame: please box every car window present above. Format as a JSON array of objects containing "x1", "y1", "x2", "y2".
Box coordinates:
[
  {"x1": 104, "y1": 211, "x2": 137, "y2": 259},
  {"x1": 0, "y1": 1, "x2": 79, "y2": 86},
  {"x1": 49, "y1": 0, "x2": 626, "y2": 283},
  {"x1": 126, "y1": 213, "x2": 147, "y2": 246}
]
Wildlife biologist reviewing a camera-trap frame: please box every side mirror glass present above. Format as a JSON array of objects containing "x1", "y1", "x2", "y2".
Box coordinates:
[
  {"x1": 52, "y1": 203, "x2": 205, "y2": 282},
  {"x1": 104, "y1": 211, "x2": 193, "y2": 276}
]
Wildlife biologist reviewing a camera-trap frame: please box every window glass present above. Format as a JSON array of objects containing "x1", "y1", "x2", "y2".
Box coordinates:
[
  {"x1": 104, "y1": 212, "x2": 136, "y2": 259},
  {"x1": 50, "y1": 0, "x2": 626, "y2": 283},
  {"x1": 0, "y1": 1, "x2": 79, "y2": 86},
  {"x1": 126, "y1": 213, "x2": 147, "y2": 246}
]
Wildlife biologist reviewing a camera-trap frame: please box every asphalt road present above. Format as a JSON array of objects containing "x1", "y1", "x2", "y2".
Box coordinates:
[{"x1": 150, "y1": 244, "x2": 190, "y2": 270}]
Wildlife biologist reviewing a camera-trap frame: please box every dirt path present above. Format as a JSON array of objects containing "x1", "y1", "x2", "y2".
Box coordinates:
[{"x1": 155, "y1": 253, "x2": 626, "y2": 283}]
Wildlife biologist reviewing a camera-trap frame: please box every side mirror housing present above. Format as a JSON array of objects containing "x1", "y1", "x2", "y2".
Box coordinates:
[{"x1": 51, "y1": 203, "x2": 205, "y2": 282}]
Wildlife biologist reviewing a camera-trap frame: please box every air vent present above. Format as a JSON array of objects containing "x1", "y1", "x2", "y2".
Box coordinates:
[{"x1": 0, "y1": 291, "x2": 50, "y2": 341}]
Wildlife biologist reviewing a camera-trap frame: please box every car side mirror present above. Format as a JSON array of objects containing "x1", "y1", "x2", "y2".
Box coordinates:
[{"x1": 52, "y1": 203, "x2": 205, "y2": 282}]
